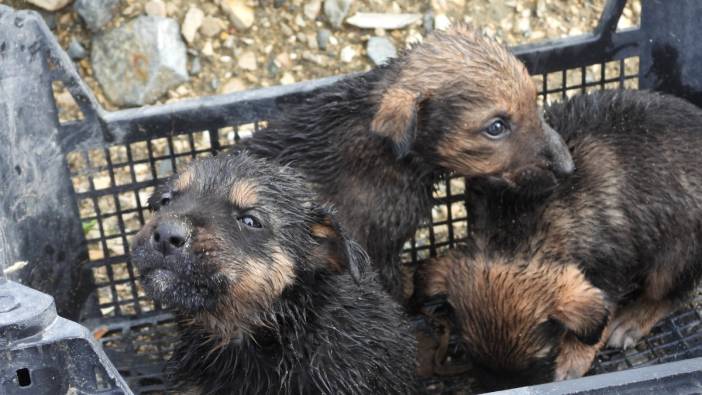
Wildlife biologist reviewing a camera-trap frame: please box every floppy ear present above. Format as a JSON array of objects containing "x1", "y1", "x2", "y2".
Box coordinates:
[
  {"x1": 371, "y1": 88, "x2": 423, "y2": 159},
  {"x1": 551, "y1": 266, "x2": 609, "y2": 345},
  {"x1": 309, "y1": 205, "x2": 369, "y2": 283}
]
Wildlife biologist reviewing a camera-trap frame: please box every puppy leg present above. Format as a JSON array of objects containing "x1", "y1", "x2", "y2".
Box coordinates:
[
  {"x1": 554, "y1": 332, "x2": 606, "y2": 381},
  {"x1": 606, "y1": 298, "x2": 675, "y2": 349}
]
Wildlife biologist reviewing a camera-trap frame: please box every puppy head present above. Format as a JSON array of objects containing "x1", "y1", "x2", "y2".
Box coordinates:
[
  {"x1": 371, "y1": 26, "x2": 574, "y2": 193},
  {"x1": 130, "y1": 151, "x2": 368, "y2": 337},
  {"x1": 419, "y1": 250, "x2": 608, "y2": 390}
]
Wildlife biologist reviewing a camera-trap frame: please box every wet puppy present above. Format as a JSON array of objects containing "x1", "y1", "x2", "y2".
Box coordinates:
[
  {"x1": 241, "y1": 26, "x2": 574, "y2": 302},
  {"x1": 418, "y1": 90, "x2": 702, "y2": 390},
  {"x1": 131, "y1": 152, "x2": 416, "y2": 395}
]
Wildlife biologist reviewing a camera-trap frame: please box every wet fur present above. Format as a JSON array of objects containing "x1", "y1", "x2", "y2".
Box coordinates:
[
  {"x1": 419, "y1": 90, "x2": 702, "y2": 388},
  {"x1": 239, "y1": 26, "x2": 572, "y2": 301},
  {"x1": 131, "y1": 153, "x2": 416, "y2": 395}
]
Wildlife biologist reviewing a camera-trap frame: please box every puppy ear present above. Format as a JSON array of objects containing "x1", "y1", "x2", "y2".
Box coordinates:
[
  {"x1": 551, "y1": 266, "x2": 609, "y2": 345},
  {"x1": 371, "y1": 88, "x2": 422, "y2": 158},
  {"x1": 309, "y1": 205, "x2": 369, "y2": 283}
]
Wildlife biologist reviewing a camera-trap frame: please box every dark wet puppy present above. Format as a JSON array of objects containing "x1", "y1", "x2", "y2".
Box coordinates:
[
  {"x1": 241, "y1": 26, "x2": 574, "y2": 301},
  {"x1": 131, "y1": 152, "x2": 416, "y2": 395},
  {"x1": 418, "y1": 90, "x2": 702, "y2": 390}
]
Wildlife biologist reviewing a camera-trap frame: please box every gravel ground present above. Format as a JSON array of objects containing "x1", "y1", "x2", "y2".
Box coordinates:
[{"x1": 6, "y1": 0, "x2": 641, "y2": 113}]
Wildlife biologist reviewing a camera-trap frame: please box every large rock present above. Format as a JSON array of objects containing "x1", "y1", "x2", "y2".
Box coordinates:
[
  {"x1": 324, "y1": 0, "x2": 352, "y2": 28},
  {"x1": 91, "y1": 16, "x2": 188, "y2": 106},
  {"x1": 25, "y1": 0, "x2": 72, "y2": 11},
  {"x1": 74, "y1": 0, "x2": 120, "y2": 32},
  {"x1": 367, "y1": 36, "x2": 396, "y2": 66}
]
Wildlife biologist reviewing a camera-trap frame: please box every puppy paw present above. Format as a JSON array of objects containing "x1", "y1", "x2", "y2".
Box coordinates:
[
  {"x1": 554, "y1": 364, "x2": 590, "y2": 382},
  {"x1": 554, "y1": 339, "x2": 598, "y2": 381},
  {"x1": 606, "y1": 323, "x2": 643, "y2": 349}
]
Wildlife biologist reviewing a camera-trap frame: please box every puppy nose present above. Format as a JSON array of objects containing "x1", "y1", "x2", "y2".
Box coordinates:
[{"x1": 153, "y1": 220, "x2": 188, "y2": 255}]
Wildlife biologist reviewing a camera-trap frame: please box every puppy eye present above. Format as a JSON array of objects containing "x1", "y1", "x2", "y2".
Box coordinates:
[
  {"x1": 483, "y1": 119, "x2": 510, "y2": 139},
  {"x1": 148, "y1": 191, "x2": 173, "y2": 212},
  {"x1": 159, "y1": 192, "x2": 172, "y2": 207},
  {"x1": 237, "y1": 215, "x2": 262, "y2": 228}
]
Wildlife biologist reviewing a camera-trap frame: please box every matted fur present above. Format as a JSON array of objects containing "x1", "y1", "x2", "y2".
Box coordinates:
[
  {"x1": 419, "y1": 90, "x2": 702, "y2": 389},
  {"x1": 131, "y1": 152, "x2": 416, "y2": 395},
  {"x1": 240, "y1": 26, "x2": 574, "y2": 302}
]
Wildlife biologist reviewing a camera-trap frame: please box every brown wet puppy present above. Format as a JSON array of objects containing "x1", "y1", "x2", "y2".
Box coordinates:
[
  {"x1": 241, "y1": 26, "x2": 574, "y2": 301},
  {"x1": 131, "y1": 152, "x2": 416, "y2": 395},
  {"x1": 418, "y1": 90, "x2": 702, "y2": 390}
]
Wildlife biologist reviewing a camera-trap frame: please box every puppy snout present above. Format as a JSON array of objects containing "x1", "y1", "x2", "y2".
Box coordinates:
[{"x1": 152, "y1": 220, "x2": 189, "y2": 256}]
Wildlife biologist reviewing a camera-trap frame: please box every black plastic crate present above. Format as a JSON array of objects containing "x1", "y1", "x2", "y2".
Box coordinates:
[{"x1": 3, "y1": 0, "x2": 702, "y2": 393}]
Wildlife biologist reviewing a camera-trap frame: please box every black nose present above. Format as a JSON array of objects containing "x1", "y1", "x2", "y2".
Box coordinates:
[{"x1": 153, "y1": 220, "x2": 188, "y2": 255}]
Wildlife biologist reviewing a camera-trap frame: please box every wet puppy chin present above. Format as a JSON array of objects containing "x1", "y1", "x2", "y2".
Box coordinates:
[
  {"x1": 505, "y1": 165, "x2": 561, "y2": 198},
  {"x1": 135, "y1": 251, "x2": 218, "y2": 312}
]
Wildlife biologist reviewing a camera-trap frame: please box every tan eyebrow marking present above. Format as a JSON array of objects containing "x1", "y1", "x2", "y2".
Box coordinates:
[
  {"x1": 229, "y1": 179, "x2": 258, "y2": 208},
  {"x1": 175, "y1": 169, "x2": 194, "y2": 191}
]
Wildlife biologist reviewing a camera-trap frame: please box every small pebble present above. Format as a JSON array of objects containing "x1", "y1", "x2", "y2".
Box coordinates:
[
  {"x1": 317, "y1": 28, "x2": 331, "y2": 50},
  {"x1": 267, "y1": 58, "x2": 280, "y2": 77},
  {"x1": 144, "y1": 0, "x2": 166, "y2": 17},
  {"x1": 324, "y1": 0, "x2": 353, "y2": 28},
  {"x1": 304, "y1": 0, "x2": 322, "y2": 20},
  {"x1": 340, "y1": 45, "x2": 355, "y2": 63},
  {"x1": 190, "y1": 56, "x2": 202, "y2": 75},
  {"x1": 220, "y1": 0, "x2": 255, "y2": 31},
  {"x1": 182, "y1": 6, "x2": 205, "y2": 44},
  {"x1": 238, "y1": 51, "x2": 257, "y2": 71},
  {"x1": 281, "y1": 72, "x2": 296, "y2": 85},
  {"x1": 67, "y1": 38, "x2": 88, "y2": 60},
  {"x1": 200, "y1": 16, "x2": 223, "y2": 38},
  {"x1": 25, "y1": 0, "x2": 72, "y2": 12},
  {"x1": 220, "y1": 78, "x2": 247, "y2": 94},
  {"x1": 423, "y1": 12, "x2": 434, "y2": 33},
  {"x1": 202, "y1": 40, "x2": 214, "y2": 57},
  {"x1": 434, "y1": 14, "x2": 451, "y2": 31}
]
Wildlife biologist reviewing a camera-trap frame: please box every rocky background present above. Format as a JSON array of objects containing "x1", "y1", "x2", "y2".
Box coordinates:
[{"x1": 5, "y1": 0, "x2": 640, "y2": 115}]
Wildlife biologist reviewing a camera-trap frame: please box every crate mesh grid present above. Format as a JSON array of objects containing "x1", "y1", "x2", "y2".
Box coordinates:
[{"x1": 61, "y1": 55, "x2": 695, "y2": 394}]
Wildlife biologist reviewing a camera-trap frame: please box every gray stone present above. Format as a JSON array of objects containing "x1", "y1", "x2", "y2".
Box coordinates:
[
  {"x1": 423, "y1": 12, "x2": 434, "y2": 33},
  {"x1": 190, "y1": 56, "x2": 202, "y2": 75},
  {"x1": 74, "y1": 0, "x2": 120, "y2": 32},
  {"x1": 67, "y1": 38, "x2": 87, "y2": 60},
  {"x1": 317, "y1": 28, "x2": 331, "y2": 50},
  {"x1": 267, "y1": 58, "x2": 279, "y2": 77},
  {"x1": 324, "y1": 0, "x2": 352, "y2": 28},
  {"x1": 91, "y1": 16, "x2": 188, "y2": 106},
  {"x1": 366, "y1": 36, "x2": 396, "y2": 66}
]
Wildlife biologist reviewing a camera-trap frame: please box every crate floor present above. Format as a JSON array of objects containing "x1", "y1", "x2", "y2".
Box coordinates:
[{"x1": 92, "y1": 293, "x2": 702, "y2": 394}]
